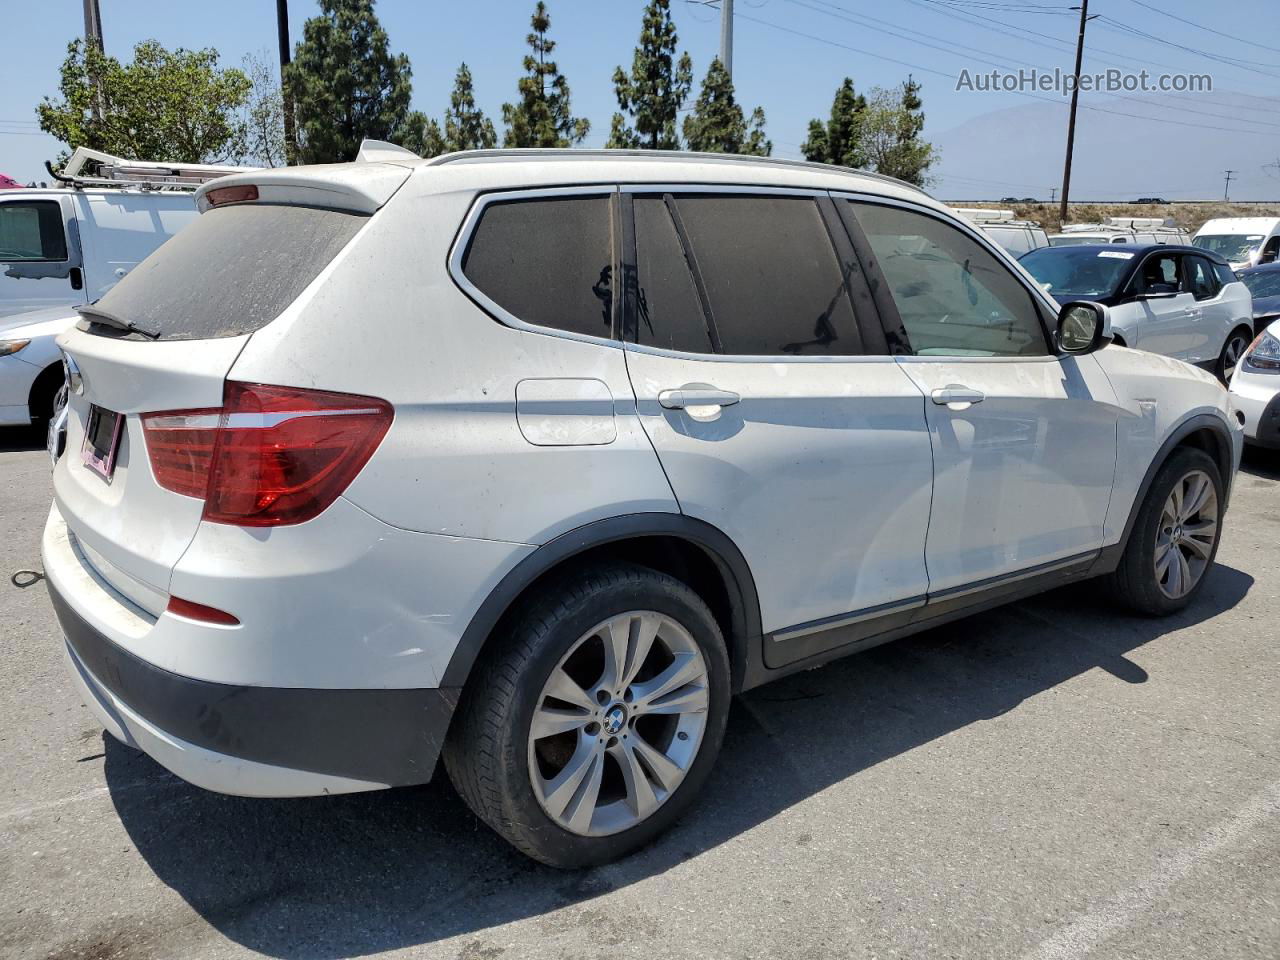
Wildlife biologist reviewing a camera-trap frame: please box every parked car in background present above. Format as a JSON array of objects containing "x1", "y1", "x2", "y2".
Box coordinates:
[
  {"x1": 1132, "y1": 198, "x2": 1169, "y2": 205},
  {"x1": 0, "y1": 147, "x2": 250, "y2": 319},
  {"x1": 1238, "y1": 262, "x2": 1280, "y2": 336},
  {"x1": 1049, "y1": 217, "x2": 1189, "y2": 247},
  {"x1": 44, "y1": 146, "x2": 1242, "y2": 868},
  {"x1": 1020, "y1": 243, "x2": 1255, "y2": 380},
  {"x1": 1192, "y1": 217, "x2": 1280, "y2": 272},
  {"x1": 0, "y1": 148, "x2": 248, "y2": 426},
  {"x1": 954, "y1": 208, "x2": 1049, "y2": 257},
  {"x1": 1229, "y1": 317, "x2": 1280, "y2": 448}
]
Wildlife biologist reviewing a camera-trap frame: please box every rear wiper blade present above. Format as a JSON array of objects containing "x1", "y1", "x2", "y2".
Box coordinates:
[{"x1": 75, "y1": 304, "x2": 161, "y2": 340}]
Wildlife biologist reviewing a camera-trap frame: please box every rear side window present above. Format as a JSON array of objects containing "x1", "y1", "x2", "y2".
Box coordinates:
[
  {"x1": 642, "y1": 194, "x2": 864, "y2": 356},
  {"x1": 92, "y1": 203, "x2": 367, "y2": 340},
  {"x1": 1185, "y1": 256, "x2": 1222, "y2": 300},
  {"x1": 633, "y1": 198, "x2": 713, "y2": 354},
  {"x1": 462, "y1": 195, "x2": 614, "y2": 340},
  {"x1": 849, "y1": 201, "x2": 1048, "y2": 357},
  {"x1": 0, "y1": 200, "x2": 67, "y2": 261}
]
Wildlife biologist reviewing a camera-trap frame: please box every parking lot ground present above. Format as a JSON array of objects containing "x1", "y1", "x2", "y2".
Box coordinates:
[{"x1": 1, "y1": 430, "x2": 1277, "y2": 960}]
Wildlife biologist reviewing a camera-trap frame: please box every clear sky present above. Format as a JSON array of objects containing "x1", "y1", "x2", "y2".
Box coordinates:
[{"x1": 3, "y1": 0, "x2": 1278, "y2": 199}]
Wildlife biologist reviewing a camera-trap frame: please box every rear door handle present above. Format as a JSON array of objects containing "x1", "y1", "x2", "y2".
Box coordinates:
[
  {"x1": 658, "y1": 386, "x2": 741, "y2": 410},
  {"x1": 931, "y1": 385, "x2": 985, "y2": 407}
]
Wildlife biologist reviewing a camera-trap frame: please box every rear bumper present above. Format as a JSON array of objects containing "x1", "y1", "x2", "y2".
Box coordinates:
[{"x1": 49, "y1": 579, "x2": 458, "y2": 794}]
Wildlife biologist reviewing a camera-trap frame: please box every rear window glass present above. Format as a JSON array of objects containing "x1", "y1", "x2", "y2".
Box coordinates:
[
  {"x1": 90, "y1": 203, "x2": 367, "y2": 340},
  {"x1": 461, "y1": 195, "x2": 614, "y2": 340}
]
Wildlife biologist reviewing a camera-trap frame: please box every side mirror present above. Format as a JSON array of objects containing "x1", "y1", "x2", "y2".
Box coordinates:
[{"x1": 1056, "y1": 301, "x2": 1112, "y2": 355}]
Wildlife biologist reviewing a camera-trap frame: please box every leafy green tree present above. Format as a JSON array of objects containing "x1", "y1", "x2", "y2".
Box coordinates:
[
  {"x1": 682, "y1": 58, "x2": 770, "y2": 156},
  {"x1": 397, "y1": 110, "x2": 446, "y2": 158},
  {"x1": 608, "y1": 0, "x2": 692, "y2": 150},
  {"x1": 239, "y1": 52, "x2": 286, "y2": 167},
  {"x1": 502, "y1": 2, "x2": 589, "y2": 148},
  {"x1": 37, "y1": 39, "x2": 251, "y2": 165},
  {"x1": 862, "y1": 77, "x2": 938, "y2": 187},
  {"x1": 801, "y1": 77, "x2": 868, "y2": 168},
  {"x1": 285, "y1": 0, "x2": 412, "y2": 164},
  {"x1": 444, "y1": 63, "x2": 497, "y2": 151}
]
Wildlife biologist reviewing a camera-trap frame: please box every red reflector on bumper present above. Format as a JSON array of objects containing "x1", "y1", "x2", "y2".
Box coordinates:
[{"x1": 166, "y1": 596, "x2": 240, "y2": 626}]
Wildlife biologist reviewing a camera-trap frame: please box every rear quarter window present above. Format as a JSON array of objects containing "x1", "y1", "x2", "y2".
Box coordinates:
[{"x1": 90, "y1": 203, "x2": 368, "y2": 340}]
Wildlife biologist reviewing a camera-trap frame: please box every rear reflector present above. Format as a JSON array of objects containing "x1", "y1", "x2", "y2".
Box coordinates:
[
  {"x1": 204, "y1": 184, "x2": 259, "y2": 206},
  {"x1": 166, "y1": 596, "x2": 240, "y2": 626},
  {"x1": 142, "y1": 382, "x2": 393, "y2": 526}
]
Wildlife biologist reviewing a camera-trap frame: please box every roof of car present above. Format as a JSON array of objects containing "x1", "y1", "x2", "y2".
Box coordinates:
[{"x1": 1030, "y1": 242, "x2": 1229, "y2": 264}]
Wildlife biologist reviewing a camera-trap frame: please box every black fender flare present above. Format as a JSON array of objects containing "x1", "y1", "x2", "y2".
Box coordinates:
[
  {"x1": 440, "y1": 513, "x2": 764, "y2": 692},
  {"x1": 1094, "y1": 411, "x2": 1236, "y2": 572}
]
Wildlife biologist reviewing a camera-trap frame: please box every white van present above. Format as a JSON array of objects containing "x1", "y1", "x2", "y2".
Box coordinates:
[
  {"x1": 953, "y1": 208, "x2": 1049, "y2": 257},
  {"x1": 1192, "y1": 217, "x2": 1280, "y2": 272},
  {"x1": 1049, "y1": 217, "x2": 1189, "y2": 247},
  {"x1": 0, "y1": 148, "x2": 250, "y2": 318}
]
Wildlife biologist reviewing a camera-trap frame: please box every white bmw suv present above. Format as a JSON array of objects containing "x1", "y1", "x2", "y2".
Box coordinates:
[{"x1": 44, "y1": 146, "x2": 1243, "y2": 867}]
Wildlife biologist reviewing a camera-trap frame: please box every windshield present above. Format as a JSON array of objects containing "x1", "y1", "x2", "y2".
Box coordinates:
[
  {"x1": 1193, "y1": 234, "x2": 1264, "y2": 262},
  {"x1": 1020, "y1": 246, "x2": 1135, "y2": 300},
  {"x1": 1242, "y1": 269, "x2": 1280, "y2": 299},
  {"x1": 1050, "y1": 235, "x2": 1108, "y2": 246}
]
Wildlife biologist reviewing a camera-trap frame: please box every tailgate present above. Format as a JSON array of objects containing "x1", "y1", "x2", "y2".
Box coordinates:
[{"x1": 53, "y1": 325, "x2": 249, "y2": 613}]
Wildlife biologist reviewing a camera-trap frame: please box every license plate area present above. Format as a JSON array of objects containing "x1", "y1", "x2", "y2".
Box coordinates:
[{"x1": 81, "y1": 405, "x2": 124, "y2": 481}]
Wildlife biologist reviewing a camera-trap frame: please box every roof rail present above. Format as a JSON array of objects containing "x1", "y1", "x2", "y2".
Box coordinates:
[
  {"x1": 51, "y1": 147, "x2": 255, "y2": 192},
  {"x1": 423, "y1": 148, "x2": 929, "y2": 196}
]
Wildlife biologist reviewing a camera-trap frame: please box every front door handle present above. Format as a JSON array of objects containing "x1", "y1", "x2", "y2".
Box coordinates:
[
  {"x1": 658, "y1": 386, "x2": 741, "y2": 410},
  {"x1": 931, "y1": 384, "x2": 986, "y2": 407}
]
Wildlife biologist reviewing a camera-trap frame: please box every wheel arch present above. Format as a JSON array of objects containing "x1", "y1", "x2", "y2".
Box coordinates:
[
  {"x1": 440, "y1": 514, "x2": 763, "y2": 695},
  {"x1": 1108, "y1": 412, "x2": 1236, "y2": 565},
  {"x1": 27, "y1": 361, "x2": 63, "y2": 421}
]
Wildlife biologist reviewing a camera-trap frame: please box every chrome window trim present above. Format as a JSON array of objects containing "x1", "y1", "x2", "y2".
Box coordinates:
[{"x1": 447, "y1": 185, "x2": 623, "y2": 351}]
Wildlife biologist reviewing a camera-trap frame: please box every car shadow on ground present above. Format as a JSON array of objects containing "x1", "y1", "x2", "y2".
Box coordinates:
[
  {"x1": 102, "y1": 563, "x2": 1253, "y2": 959},
  {"x1": 0, "y1": 424, "x2": 44, "y2": 453},
  {"x1": 1240, "y1": 444, "x2": 1280, "y2": 481}
]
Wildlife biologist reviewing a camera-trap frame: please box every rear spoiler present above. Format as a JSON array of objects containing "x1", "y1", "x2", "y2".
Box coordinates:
[{"x1": 193, "y1": 159, "x2": 414, "y2": 216}]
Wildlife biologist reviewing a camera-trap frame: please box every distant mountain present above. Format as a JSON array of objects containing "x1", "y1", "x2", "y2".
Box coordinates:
[{"x1": 931, "y1": 91, "x2": 1280, "y2": 202}]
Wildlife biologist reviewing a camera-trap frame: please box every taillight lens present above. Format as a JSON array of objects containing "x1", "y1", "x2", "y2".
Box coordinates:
[
  {"x1": 204, "y1": 184, "x2": 258, "y2": 206},
  {"x1": 142, "y1": 382, "x2": 392, "y2": 526}
]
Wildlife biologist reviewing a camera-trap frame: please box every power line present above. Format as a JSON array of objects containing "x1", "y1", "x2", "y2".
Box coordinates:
[
  {"x1": 1123, "y1": 0, "x2": 1280, "y2": 56},
  {"x1": 1093, "y1": 16, "x2": 1280, "y2": 81},
  {"x1": 803, "y1": 0, "x2": 1280, "y2": 132},
  {"x1": 734, "y1": 8, "x2": 1280, "y2": 138}
]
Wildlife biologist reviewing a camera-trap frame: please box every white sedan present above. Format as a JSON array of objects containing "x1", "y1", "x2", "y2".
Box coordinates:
[
  {"x1": 0, "y1": 305, "x2": 78, "y2": 427},
  {"x1": 1230, "y1": 319, "x2": 1280, "y2": 448}
]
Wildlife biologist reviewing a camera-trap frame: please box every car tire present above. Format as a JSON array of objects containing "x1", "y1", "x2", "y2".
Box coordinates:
[
  {"x1": 1106, "y1": 447, "x2": 1223, "y2": 616},
  {"x1": 1217, "y1": 327, "x2": 1253, "y2": 383},
  {"x1": 443, "y1": 562, "x2": 731, "y2": 868}
]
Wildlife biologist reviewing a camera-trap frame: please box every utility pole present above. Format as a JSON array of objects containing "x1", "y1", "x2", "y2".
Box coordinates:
[
  {"x1": 1049, "y1": 187, "x2": 1058, "y2": 204},
  {"x1": 1223, "y1": 169, "x2": 1236, "y2": 202},
  {"x1": 82, "y1": 0, "x2": 104, "y2": 123},
  {"x1": 276, "y1": 0, "x2": 297, "y2": 165},
  {"x1": 719, "y1": 0, "x2": 734, "y2": 79},
  {"x1": 1058, "y1": 0, "x2": 1096, "y2": 225}
]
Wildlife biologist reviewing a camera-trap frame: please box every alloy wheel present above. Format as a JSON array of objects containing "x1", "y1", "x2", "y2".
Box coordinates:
[
  {"x1": 1154, "y1": 469, "x2": 1218, "y2": 600},
  {"x1": 527, "y1": 611, "x2": 710, "y2": 837},
  {"x1": 1222, "y1": 332, "x2": 1250, "y2": 381}
]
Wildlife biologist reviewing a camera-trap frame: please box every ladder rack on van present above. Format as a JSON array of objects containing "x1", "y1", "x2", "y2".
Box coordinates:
[{"x1": 49, "y1": 147, "x2": 255, "y2": 192}]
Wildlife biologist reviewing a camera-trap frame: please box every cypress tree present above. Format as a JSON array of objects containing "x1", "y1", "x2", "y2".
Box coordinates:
[
  {"x1": 285, "y1": 0, "x2": 412, "y2": 163},
  {"x1": 682, "y1": 58, "x2": 770, "y2": 156},
  {"x1": 444, "y1": 63, "x2": 497, "y2": 152},
  {"x1": 607, "y1": 0, "x2": 693, "y2": 150},
  {"x1": 502, "y1": 2, "x2": 589, "y2": 148},
  {"x1": 801, "y1": 77, "x2": 868, "y2": 168}
]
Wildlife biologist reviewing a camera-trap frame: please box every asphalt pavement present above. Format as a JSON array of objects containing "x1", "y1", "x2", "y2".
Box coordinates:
[{"x1": 1, "y1": 424, "x2": 1277, "y2": 960}]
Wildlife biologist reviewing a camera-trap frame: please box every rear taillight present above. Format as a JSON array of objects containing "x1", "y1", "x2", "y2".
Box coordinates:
[
  {"x1": 142, "y1": 382, "x2": 392, "y2": 526},
  {"x1": 166, "y1": 596, "x2": 240, "y2": 626},
  {"x1": 204, "y1": 184, "x2": 258, "y2": 206}
]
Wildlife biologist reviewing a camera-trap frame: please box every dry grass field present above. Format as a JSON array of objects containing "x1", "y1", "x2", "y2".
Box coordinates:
[{"x1": 948, "y1": 201, "x2": 1280, "y2": 235}]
